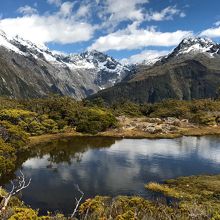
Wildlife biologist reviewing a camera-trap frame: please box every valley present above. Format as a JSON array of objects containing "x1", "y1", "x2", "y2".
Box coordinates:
[{"x1": 0, "y1": 96, "x2": 220, "y2": 219}]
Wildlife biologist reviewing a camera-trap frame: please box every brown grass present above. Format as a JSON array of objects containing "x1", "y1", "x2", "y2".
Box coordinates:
[{"x1": 28, "y1": 132, "x2": 84, "y2": 146}]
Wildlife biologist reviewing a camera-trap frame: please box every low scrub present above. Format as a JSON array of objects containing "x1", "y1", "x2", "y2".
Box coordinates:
[{"x1": 75, "y1": 108, "x2": 117, "y2": 134}]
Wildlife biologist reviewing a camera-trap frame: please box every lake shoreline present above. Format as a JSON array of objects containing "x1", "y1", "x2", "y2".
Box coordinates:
[
  {"x1": 81, "y1": 174, "x2": 220, "y2": 219},
  {"x1": 29, "y1": 125, "x2": 220, "y2": 146},
  {"x1": 7, "y1": 134, "x2": 220, "y2": 219}
]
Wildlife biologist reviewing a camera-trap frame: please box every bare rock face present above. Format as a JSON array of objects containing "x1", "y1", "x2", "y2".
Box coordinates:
[
  {"x1": 117, "y1": 116, "x2": 193, "y2": 135},
  {"x1": 0, "y1": 30, "x2": 133, "y2": 99}
]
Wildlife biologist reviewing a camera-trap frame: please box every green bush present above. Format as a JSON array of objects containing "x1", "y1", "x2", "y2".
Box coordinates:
[
  {"x1": 41, "y1": 119, "x2": 58, "y2": 133},
  {"x1": 28, "y1": 120, "x2": 45, "y2": 135},
  {"x1": 192, "y1": 112, "x2": 217, "y2": 126},
  {"x1": 0, "y1": 97, "x2": 22, "y2": 110},
  {"x1": 23, "y1": 96, "x2": 80, "y2": 126},
  {"x1": 111, "y1": 101, "x2": 142, "y2": 117},
  {"x1": 0, "y1": 138, "x2": 16, "y2": 175},
  {"x1": 0, "y1": 109, "x2": 37, "y2": 125},
  {"x1": 0, "y1": 121, "x2": 29, "y2": 151},
  {"x1": 76, "y1": 108, "x2": 117, "y2": 134}
]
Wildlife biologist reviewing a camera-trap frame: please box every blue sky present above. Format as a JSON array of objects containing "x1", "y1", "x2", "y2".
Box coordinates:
[{"x1": 0, "y1": 0, "x2": 220, "y2": 63}]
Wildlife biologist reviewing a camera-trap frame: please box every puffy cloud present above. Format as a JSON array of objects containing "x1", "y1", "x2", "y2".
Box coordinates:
[
  {"x1": 89, "y1": 24, "x2": 192, "y2": 51},
  {"x1": 17, "y1": 5, "x2": 38, "y2": 15},
  {"x1": 121, "y1": 50, "x2": 169, "y2": 64},
  {"x1": 0, "y1": 14, "x2": 94, "y2": 45},
  {"x1": 200, "y1": 25, "x2": 220, "y2": 38},
  {"x1": 145, "y1": 6, "x2": 185, "y2": 21},
  {"x1": 1, "y1": 0, "x2": 191, "y2": 53},
  {"x1": 103, "y1": 0, "x2": 149, "y2": 23},
  {"x1": 0, "y1": 1, "x2": 97, "y2": 46}
]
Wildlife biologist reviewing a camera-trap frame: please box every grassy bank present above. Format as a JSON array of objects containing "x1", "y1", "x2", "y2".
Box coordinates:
[
  {"x1": 28, "y1": 125, "x2": 220, "y2": 147},
  {"x1": 78, "y1": 174, "x2": 220, "y2": 220}
]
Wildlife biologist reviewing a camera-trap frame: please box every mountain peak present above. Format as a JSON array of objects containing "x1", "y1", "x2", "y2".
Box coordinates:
[
  {"x1": 158, "y1": 36, "x2": 220, "y2": 64},
  {"x1": 179, "y1": 36, "x2": 215, "y2": 49},
  {"x1": 174, "y1": 36, "x2": 218, "y2": 55},
  {"x1": 181, "y1": 36, "x2": 214, "y2": 45},
  {"x1": 81, "y1": 50, "x2": 112, "y2": 62}
]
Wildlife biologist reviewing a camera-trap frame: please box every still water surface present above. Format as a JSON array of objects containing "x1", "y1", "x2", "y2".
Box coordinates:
[{"x1": 5, "y1": 136, "x2": 220, "y2": 215}]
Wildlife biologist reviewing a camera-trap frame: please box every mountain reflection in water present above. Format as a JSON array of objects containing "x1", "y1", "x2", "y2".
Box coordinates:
[{"x1": 3, "y1": 136, "x2": 220, "y2": 215}]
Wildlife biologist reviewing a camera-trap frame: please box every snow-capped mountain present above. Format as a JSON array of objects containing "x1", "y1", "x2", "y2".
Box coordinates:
[
  {"x1": 160, "y1": 37, "x2": 220, "y2": 63},
  {"x1": 142, "y1": 56, "x2": 164, "y2": 66},
  {"x1": 90, "y1": 37, "x2": 220, "y2": 104},
  {"x1": 140, "y1": 37, "x2": 220, "y2": 66},
  {"x1": 0, "y1": 30, "x2": 132, "y2": 99},
  {"x1": 173, "y1": 37, "x2": 220, "y2": 55},
  {"x1": 1, "y1": 33, "x2": 220, "y2": 101}
]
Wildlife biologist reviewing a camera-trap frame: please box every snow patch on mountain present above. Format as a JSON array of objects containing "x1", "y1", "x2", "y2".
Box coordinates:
[
  {"x1": 0, "y1": 29, "x2": 130, "y2": 77},
  {"x1": 173, "y1": 37, "x2": 220, "y2": 57},
  {"x1": 0, "y1": 29, "x2": 133, "y2": 98},
  {"x1": 0, "y1": 30, "x2": 24, "y2": 55}
]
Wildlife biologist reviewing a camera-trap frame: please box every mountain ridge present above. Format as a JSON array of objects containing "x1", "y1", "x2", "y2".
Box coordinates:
[
  {"x1": 89, "y1": 37, "x2": 220, "y2": 103},
  {"x1": 0, "y1": 30, "x2": 133, "y2": 99},
  {"x1": 1, "y1": 31, "x2": 220, "y2": 102}
]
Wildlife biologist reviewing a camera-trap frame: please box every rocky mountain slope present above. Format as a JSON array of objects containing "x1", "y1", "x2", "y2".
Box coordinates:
[
  {"x1": 0, "y1": 30, "x2": 132, "y2": 99},
  {"x1": 89, "y1": 37, "x2": 220, "y2": 103}
]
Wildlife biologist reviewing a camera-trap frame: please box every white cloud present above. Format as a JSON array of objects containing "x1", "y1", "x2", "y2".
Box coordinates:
[
  {"x1": 121, "y1": 50, "x2": 169, "y2": 64},
  {"x1": 200, "y1": 25, "x2": 220, "y2": 38},
  {"x1": 59, "y1": 1, "x2": 74, "y2": 17},
  {"x1": 98, "y1": 2, "x2": 185, "y2": 31},
  {"x1": 76, "y1": 5, "x2": 90, "y2": 18},
  {"x1": 103, "y1": 0, "x2": 149, "y2": 23},
  {"x1": 0, "y1": 14, "x2": 94, "y2": 45},
  {"x1": 180, "y1": 12, "x2": 186, "y2": 18},
  {"x1": 1, "y1": 0, "x2": 191, "y2": 54},
  {"x1": 47, "y1": 0, "x2": 62, "y2": 7},
  {"x1": 89, "y1": 24, "x2": 192, "y2": 51},
  {"x1": 17, "y1": 5, "x2": 38, "y2": 15},
  {"x1": 145, "y1": 6, "x2": 185, "y2": 21},
  {"x1": 214, "y1": 21, "x2": 220, "y2": 26}
]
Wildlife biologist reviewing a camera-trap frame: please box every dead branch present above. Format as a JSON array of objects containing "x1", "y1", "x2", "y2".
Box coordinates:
[
  {"x1": 0, "y1": 170, "x2": 31, "y2": 214},
  {"x1": 71, "y1": 184, "x2": 84, "y2": 218}
]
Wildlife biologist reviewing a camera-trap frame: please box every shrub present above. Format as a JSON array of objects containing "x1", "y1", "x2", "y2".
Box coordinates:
[
  {"x1": 0, "y1": 109, "x2": 37, "y2": 125},
  {"x1": 41, "y1": 119, "x2": 58, "y2": 133},
  {"x1": 76, "y1": 108, "x2": 117, "y2": 134},
  {"x1": 0, "y1": 97, "x2": 22, "y2": 110},
  {"x1": 8, "y1": 208, "x2": 39, "y2": 220},
  {"x1": 28, "y1": 120, "x2": 45, "y2": 135},
  {"x1": 192, "y1": 111, "x2": 217, "y2": 126},
  {"x1": 0, "y1": 138, "x2": 16, "y2": 175},
  {"x1": 0, "y1": 121, "x2": 29, "y2": 151},
  {"x1": 23, "y1": 96, "x2": 79, "y2": 124},
  {"x1": 111, "y1": 101, "x2": 142, "y2": 117}
]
